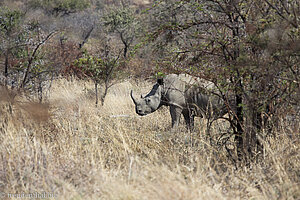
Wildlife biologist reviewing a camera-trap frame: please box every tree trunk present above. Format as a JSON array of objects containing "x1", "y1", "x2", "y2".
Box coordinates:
[
  {"x1": 4, "y1": 50, "x2": 9, "y2": 86},
  {"x1": 235, "y1": 90, "x2": 244, "y2": 162},
  {"x1": 38, "y1": 77, "x2": 43, "y2": 103},
  {"x1": 101, "y1": 81, "x2": 109, "y2": 106},
  {"x1": 120, "y1": 32, "x2": 129, "y2": 58},
  {"x1": 232, "y1": 19, "x2": 245, "y2": 163},
  {"x1": 95, "y1": 82, "x2": 98, "y2": 106}
]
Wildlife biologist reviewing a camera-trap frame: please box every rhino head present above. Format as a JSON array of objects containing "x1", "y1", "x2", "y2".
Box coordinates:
[{"x1": 130, "y1": 79, "x2": 164, "y2": 116}]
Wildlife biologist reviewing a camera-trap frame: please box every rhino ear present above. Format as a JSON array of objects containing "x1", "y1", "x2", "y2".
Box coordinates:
[{"x1": 157, "y1": 78, "x2": 164, "y2": 85}]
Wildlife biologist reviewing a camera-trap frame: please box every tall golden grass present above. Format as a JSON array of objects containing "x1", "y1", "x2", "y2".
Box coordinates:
[{"x1": 0, "y1": 78, "x2": 299, "y2": 200}]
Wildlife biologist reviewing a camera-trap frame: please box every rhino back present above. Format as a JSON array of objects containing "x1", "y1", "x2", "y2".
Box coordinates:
[
  {"x1": 163, "y1": 74, "x2": 214, "y2": 107},
  {"x1": 163, "y1": 74, "x2": 186, "y2": 106},
  {"x1": 178, "y1": 74, "x2": 215, "y2": 90},
  {"x1": 163, "y1": 74, "x2": 229, "y2": 118}
]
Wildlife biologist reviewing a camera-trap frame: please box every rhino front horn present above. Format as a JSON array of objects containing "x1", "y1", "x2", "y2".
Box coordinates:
[{"x1": 130, "y1": 90, "x2": 137, "y2": 104}]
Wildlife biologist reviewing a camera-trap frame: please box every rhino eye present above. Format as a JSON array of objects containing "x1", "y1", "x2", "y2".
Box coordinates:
[{"x1": 145, "y1": 98, "x2": 151, "y2": 104}]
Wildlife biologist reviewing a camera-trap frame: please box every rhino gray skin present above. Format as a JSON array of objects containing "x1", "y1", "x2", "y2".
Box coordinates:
[{"x1": 130, "y1": 74, "x2": 229, "y2": 129}]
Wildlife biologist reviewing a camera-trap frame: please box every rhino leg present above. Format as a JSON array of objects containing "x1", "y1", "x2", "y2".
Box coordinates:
[
  {"x1": 170, "y1": 105, "x2": 182, "y2": 129},
  {"x1": 183, "y1": 110, "x2": 195, "y2": 130}
]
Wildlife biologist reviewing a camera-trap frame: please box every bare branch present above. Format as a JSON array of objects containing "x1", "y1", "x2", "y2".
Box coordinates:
[
  {"x1": 20, "y1": 31, "x2": 57, "y2": 89},
  {"x1": 79, "y1": 24, "x2": 95, "y2": 49},
  {"x1": 264, "y1": 0, "x2": 298, "y2": 28}
]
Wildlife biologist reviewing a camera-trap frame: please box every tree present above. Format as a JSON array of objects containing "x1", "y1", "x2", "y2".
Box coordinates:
[
  {"x1": 72, "y1": 49, "x2": 122, "y2": 106},
  {"x1": 0, "y1": 7, "x2": 23, "y2": 86},
  {"x1": 142, "y1": 0, "x2": 300, "y2": 164},
  {"x1": 0, "y1": 7, "x2": 58, "y2": 102},
  {"x1": 102, "y1": 6, "x2": 140, "y2": 58}
]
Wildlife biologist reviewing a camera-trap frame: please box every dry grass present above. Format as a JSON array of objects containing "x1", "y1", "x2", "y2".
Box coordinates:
[{"x1": 0, "y1": 78, "x2": 299, "y2": 200}]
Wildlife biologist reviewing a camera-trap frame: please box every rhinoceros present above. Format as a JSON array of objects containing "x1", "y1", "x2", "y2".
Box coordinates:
[{"x1": 130, "y1": 74, "x2": 229, "y2": 129}]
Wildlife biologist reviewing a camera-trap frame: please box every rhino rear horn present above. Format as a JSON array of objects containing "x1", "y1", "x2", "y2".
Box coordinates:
[{"x1": 130, "y1": 90, "x2": 137, "y2": 104}]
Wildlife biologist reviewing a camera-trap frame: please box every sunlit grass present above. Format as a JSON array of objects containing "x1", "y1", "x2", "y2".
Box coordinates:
[{"x1": 0, "y1": 78, "x2": 299, "y2": 200}]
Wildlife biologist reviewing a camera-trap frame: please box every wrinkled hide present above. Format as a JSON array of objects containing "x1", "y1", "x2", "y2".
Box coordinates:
[{"x1": 131, "y1": 74, "x2": 229, "y2": 129}]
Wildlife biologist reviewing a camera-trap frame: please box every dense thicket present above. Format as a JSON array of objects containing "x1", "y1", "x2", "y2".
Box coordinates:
[{"x1": 142, "y1": 0, "x2": 299, "y2": 163}]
